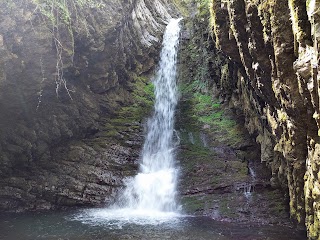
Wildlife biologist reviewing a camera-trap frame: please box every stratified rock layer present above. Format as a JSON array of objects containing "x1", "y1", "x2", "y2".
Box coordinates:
[
  {"x1": 0, "y1": 0, "x2": 177, "y2": 211},
  {"x1": 210, "y1": 0, "x2": 320, "y2": 238}
]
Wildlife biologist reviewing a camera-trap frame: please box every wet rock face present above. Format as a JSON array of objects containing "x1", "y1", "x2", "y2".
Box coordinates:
[
  {"x1": 0, "y1": 0, "x2": 177, "y2": 211},
  {"x1": 210, "y1": 0, "x2": 320, "y2": 238},
  {"x1": 177, "y1": 5, "x2": 293, "y2": 226}
]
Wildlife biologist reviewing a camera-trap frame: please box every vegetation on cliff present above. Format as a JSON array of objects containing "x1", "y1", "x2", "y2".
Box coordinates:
[
  {"x1": 209, "y1": 0, "x2": 320, "y2": 238},
  {"x1": 30, "y1": 0, "x2": 107, "y2": 97},
  {"x1": 0, "y1": 0, "x2": 318, "y2": 238},
  {"x1": 175, "y1": 0, "x2": 294, "y2": 225}
]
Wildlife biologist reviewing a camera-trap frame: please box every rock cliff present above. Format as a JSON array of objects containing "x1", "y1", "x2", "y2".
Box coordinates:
[
  {"x1": 1, "y1": 0, "x2": 319, "y2": 238},
  {"x1": 176, "y1": 0, "x2": 301, "y2": 228},
  {"x1": 0, "y1": 0, "x2": 177, "y2": 211},
  {"x1": 210, "y1": 0, "x2": 320, "y2": 238}
]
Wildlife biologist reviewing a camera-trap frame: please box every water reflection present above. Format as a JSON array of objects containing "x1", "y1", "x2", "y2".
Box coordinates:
[{"x1": 0, "y1": 210, "x2": 306, "y2": 240}]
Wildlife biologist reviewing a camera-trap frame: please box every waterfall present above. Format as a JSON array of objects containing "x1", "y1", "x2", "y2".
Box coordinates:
[
  {"x1": 74, "y1": 18, "x2": 183, "y2": 225},
  {"x1": 121, "y1": 18, "x2": 182, "y2": 212}
]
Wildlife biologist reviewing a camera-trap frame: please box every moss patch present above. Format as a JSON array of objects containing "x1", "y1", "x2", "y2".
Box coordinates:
[
  {"x1": 178, "y1": 90, "x2": 244, "y2": 147},
  {"x1": 119, "y1": 75, "x2": 155, "y2": 122},
  {"x1": 84, "y1": 73, "x2": 154, "y2": 149}
]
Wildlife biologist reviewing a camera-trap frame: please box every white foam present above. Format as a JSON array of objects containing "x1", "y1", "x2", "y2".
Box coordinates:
[
  {"x1": 118, "y1": 18, "x2": 183, "y2": 213},
  {"x1": 73, "y1": 208, "x2": 181, "y2": 227}
]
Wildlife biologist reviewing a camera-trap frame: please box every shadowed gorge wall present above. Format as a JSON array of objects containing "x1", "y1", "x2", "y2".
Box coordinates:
[
  {"x1": 0, "y1": 0, "x2": 178, "y2": 211},
  {"x1": 0, "y1": 0, "x2": 319, "y2": 238},
  {"x1": 210, "y1": 0, "x2": 320, "y2": 238}
]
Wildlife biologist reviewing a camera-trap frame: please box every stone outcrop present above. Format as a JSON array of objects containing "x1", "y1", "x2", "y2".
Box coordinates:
[
  {"x1": 210, "y1": 0, "x2": 320, "y2": 238},
  {"x1": 0, "y1": 0, "x2": 178, "y2": 211}
]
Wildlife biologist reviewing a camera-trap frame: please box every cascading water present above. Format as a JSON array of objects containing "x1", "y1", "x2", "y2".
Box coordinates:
[
  {"x1": 120, "y1": 17, "x2": 182, "y2": 213},
  {"x1": 51, "y1": 19, "x2": 306, "y2": 240},
  {"x1": 75, "y1": 18, "x2": 182, "y2": 225}
]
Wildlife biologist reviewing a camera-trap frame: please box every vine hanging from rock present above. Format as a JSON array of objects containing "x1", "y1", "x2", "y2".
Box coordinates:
[{"x1": 30, "y1": 0, "x2": 106, "y2": 103}]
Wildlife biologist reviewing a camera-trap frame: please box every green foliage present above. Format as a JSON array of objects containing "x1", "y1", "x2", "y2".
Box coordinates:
[
  {"x1": 181, "y1": 41, "x2": 212, "y2": 93},
  {"x1": 180, "y1": 195, "x2": 205, "y2": 213},
  {"x1": 193, "y1": 93, "x2": 219, "y2": 112},
  {"x1": 30, "y1": 0, "x2": 106, "y2": 99},
  {"x1": 117, "y1": 75, "x2": 155, "y2": 122},
  {"x1": 179, "y1": 7, "x2": 214, "y2": 95},
  {"x1": 172, "y1": 0, "x2": 210, "y2": 17},
  {"x1": 31, "y1": 0, "x2": 106, "y2": 49},
  {"x1": 176, "y1": 0, "x2": 244, "y2": 147},
  {"x1": 89, "y1": 74, "x2": 155, "y2": 146},
  {"x1": 198, "y1": 0, "x2": 211, "y2": 17},
  {"x1": 32, "y1": 0, "x2": 105, "y2": 27},
  {"x1": 172, "y1": 0, "x2": 190, "y2": 17},
  {"x1": 190, "y1": 92, "x2": 237, "y2": 131},
  {"x1": 132, "y1": 78, "x2": 155, "y2": 109}
]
